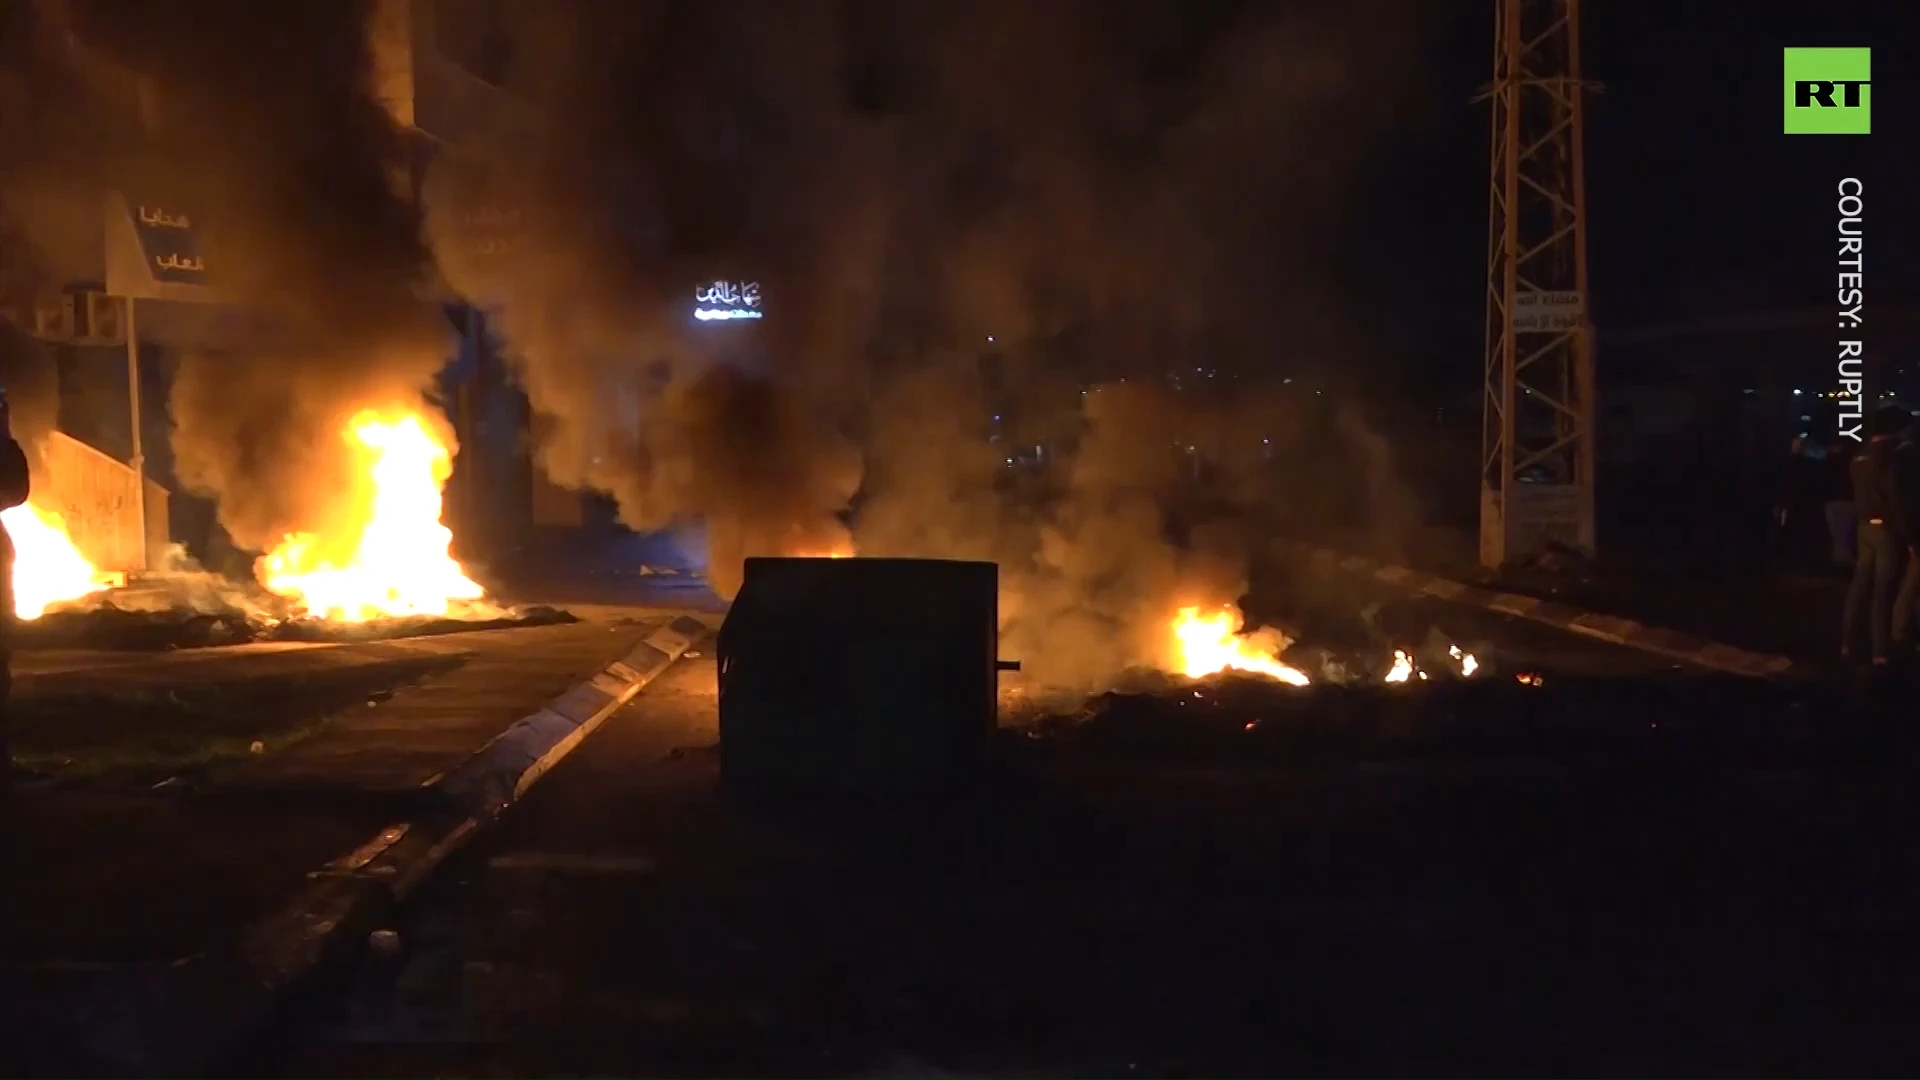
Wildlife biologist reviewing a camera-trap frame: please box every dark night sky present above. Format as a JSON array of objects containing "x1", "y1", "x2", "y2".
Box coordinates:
[{"x1": 1348, "y1": 0, "x2": 1909, "y2": 390}]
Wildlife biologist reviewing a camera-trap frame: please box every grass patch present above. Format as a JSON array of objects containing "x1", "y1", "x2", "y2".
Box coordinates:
[{"x1": 12, "y1": 655, "x2": 464, "y2": 785}]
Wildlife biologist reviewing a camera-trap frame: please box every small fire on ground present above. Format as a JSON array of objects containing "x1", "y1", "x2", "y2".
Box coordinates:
[
  {"x1": 1169, "y1": 604, "x2": 1479, "y2": 687},
  {"x1": 1171, "y1": 606, "x2": 1311, "y2": 686},
  {"x1": 1, "y1": 502, "x2": 111, "y2": 619},
  {"x1": 260, "y1": 410, "x2": 487, "y2": 623}
]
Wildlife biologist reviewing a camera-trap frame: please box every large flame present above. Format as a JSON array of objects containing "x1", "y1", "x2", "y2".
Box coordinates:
[
  {"x1": 1169, "y1": 605, "x2": 1311, "y2": 686},
  {"x1": 260, "y1": 410, "x2": 485, "y2": 622},
  {"x1": 1, "y1": 501, "x2": 108, "y2": 619}
]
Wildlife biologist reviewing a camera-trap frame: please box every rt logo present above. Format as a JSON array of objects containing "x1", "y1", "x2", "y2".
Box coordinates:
[{"x1": 1784, "y1": 47, "x2": 1871, "y2": 135}]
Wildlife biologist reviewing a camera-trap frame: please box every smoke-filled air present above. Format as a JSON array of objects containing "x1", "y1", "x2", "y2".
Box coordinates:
[
  {"x1": 28, "y1": 0, "x2": 489, "y2": 621},
  {"x1": 422, "y1": 0, "x2": 1438, "y2": 691},
  {"x1": 13, "y1": 0, "x2": 1440, "y2": 685}
]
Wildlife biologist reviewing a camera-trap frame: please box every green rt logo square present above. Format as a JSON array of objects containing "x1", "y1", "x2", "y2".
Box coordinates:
[{"x1": 1785, "y1": 47, "x2": 1871, "y2": 135}]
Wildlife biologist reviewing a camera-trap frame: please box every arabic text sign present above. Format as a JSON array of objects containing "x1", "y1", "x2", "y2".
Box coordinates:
[
  {"x1": 693, "y1": 280, "x2": 762, "y2": 321},
  {"x1": 1511, "y1": 290, "x2": 1584, "y2": 334},
  {"x1": 132, "y1": 205, "x2": 208, "y2": 284}
]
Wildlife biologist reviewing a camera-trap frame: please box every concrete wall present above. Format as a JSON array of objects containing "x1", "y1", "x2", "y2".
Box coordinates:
[{"x1": 33, "y1": 429, "x2": 168, "y2": 572}]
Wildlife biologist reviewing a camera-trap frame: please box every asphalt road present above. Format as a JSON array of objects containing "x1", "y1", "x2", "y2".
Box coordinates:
[{"x1": 276, "y1": 599, "x2": 1920, "y2": 1077}]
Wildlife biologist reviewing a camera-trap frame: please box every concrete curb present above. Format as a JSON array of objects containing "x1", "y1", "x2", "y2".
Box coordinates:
[
  {"x1": 129, "y1": 614, "x2": 712, "y2": 1075},
  {"x1": 1273, "y1": 540, "x2": 1798, "y2": 680}
]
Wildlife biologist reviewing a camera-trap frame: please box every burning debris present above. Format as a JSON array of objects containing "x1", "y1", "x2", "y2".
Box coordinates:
[
  {"x1": 1163, "y1": 603, "x2": 1482, "y2": 691},
  {"x1": 785, "y1": 541, "x2": 856, "y2": 560},
  {"x1": 1384, "y1": 649, "x2": 1415, "y2": 683},
  {"x1": 16, "y1": 599, "x2": 576, "y2": 652},
  {"x1": 2, "y1": 408, "x2": 509, "y2": 637},
  {"x1": 1, "y1": 501, "x2": 113, "y2": 619},
  {"x1": 257, "y1": 409, "x2": 494, "y2": 623},
  {"x1": 1170, "y1": 605, "x2": 1311, "y2": 686}
]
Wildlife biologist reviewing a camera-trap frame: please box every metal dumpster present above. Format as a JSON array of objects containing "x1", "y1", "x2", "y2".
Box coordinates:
[{"x1": 716, "y1": 556, "x2": 1018, "y2": 796}]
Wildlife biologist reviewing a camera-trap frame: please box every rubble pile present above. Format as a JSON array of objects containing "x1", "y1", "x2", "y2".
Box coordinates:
[{"x1": 20, "y1": 583, "x2": 575, "y2": 652}]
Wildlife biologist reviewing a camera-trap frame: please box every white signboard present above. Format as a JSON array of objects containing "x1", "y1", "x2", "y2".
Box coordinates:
[
  {"x1": 1510, "y1": 481, "x2": 1582, "y2": 550},
  {"x1": 104, "y1": 193, "x2": 228, "y2": 303},
  {"x1": 1512, "y1": 290, "x2": 1585, "y2": 334}
]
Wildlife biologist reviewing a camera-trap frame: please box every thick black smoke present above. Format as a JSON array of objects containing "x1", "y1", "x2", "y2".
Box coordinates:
[
  {"x1": 425, "y1": 0, "x2": 1436, "y2": 654},
  {"x1": 5, "y1": 0, "x2": 1437, "y2": 670},
  {"x1": 423, "y1": 1, "x2": 885, "y2": 591},
  {"x1": 59, "y1": 0, "x2": 449, "y2": 553}
]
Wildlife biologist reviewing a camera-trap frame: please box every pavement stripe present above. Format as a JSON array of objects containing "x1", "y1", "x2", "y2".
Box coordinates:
[
  {"x1": 316, "y1": 825, "x2": 412, "y2": 877},
  {"x1": 1276, "y1": 539, "x2": 1798, "y2": 680}
]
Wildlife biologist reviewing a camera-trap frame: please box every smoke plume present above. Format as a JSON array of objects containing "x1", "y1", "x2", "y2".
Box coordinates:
[
  {"x1": 61, "y1": 0, "x2": 450, "y2": 553},
  {"x1": 422, "y1": 0, "x2": 1433, "y2": 673},
  {"x1": 18, "y1": 0, "x2": 1434, "y2": 687}
]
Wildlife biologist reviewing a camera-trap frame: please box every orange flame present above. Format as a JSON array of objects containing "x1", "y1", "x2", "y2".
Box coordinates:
[
  {"x1": 0, "y1": 502, "x2": 108, "y2": 619},
  {"x1": 1168, "y1": 605, "x2": 1311, "y2": 686},
  {"x1": 260, "y1": 410, "x2": 485, "y2": 622},
  {"x1": 788, "y1": 546, "x2": 853, "y2": 559}
]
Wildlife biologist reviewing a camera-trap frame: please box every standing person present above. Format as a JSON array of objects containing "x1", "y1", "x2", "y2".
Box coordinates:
[
  {"x1": 1778, "y1": 438, "x2": 1836, "y2": 570},
  {"x1": 1820, "y1": 438, "x2": 1850, "y2": 572},
  {"x1": 0, "y1": 387, "x2": 27, "y2": 780},
  {"x1": 1889, "y1": 414, "x2": 1920, "y2": 651},
  {"x1": 1841, "y1": 405, "x2": 1913, "y2": 665},
  {"x1": 1825, "y1": 439, "x2": 1859, "y2": 571}
]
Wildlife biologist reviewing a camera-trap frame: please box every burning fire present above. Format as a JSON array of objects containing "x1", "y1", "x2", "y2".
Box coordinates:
[
  {"x1": 1384, "y1": 649, "x2": 1415, "y2": 683},
  {"x1": 785, "y1": 531, "x2": 855, "y2": 558},
  {"x1": 1169, "y1": 605, "x2": 1311, "y2": 686},
  {"x1": 1, "y1": 501, "x2": 109, "y2": 619},
  {"x1": 1384, "y1": 643, "x2": 1480, "y2": 683},
  {"x1": 260, "y1": 410, "x2": 485, "y2": 622},
  {"x1": 1168, "y1": 604, "x2": 1483, "y2": 689},
  {"x1": 1451, "y1": 644, "x2": 1479, "y2": 677}
]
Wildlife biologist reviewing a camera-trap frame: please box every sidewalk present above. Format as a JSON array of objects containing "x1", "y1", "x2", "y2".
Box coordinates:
[
  {"x1": 1293, "y1": 525, "x2": 1844, "y2": 662},
  {"x1": 0, "y1": 614, "x2": 684, "y2": 1070}
]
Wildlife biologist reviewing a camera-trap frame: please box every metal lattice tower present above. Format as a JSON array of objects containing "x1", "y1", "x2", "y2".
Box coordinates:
[{"x1": 1477, "y1": 0, "x2": 1596, "y2": 569}]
